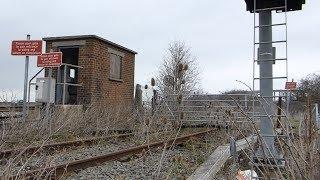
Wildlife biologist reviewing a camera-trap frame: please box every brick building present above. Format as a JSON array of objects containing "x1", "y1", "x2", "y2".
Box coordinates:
[{"x1": 43, "y1": 35, "x2": 137, "y2": 106}]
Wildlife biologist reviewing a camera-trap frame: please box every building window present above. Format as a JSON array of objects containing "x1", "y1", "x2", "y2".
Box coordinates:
[{"x1": 109, "y1": 53, "x2": 122, "y2": 80}]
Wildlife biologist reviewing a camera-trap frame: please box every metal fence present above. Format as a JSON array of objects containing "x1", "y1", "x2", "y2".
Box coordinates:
[
  {"x1": 152, "y1": 90, "x2": 291, "y2": 127},
  {"x1": 154, "y1": 93, "x2": 258, "y2": 127}
]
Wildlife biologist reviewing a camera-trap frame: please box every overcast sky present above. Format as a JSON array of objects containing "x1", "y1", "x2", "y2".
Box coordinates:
[{"x1": 0, "y1": 0, "x2": 319, "y2": 101}]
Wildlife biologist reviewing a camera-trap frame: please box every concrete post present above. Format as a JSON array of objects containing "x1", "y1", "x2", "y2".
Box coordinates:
[
  {"x1": 152, "y1": 89, "x2": 158, "y2": 115},
  {"x1": 258, "y1": 10, "x2": 277, "y2": 156},
  {"x1": 135, "y1": 84, "x2": 143, "y2": 114},
  {"x1": 286, "y1": 91, "x2": 291, "y2": 115},
  {"x1": 230, "y1": 136, "x2": 240, "y2": 176},
  {"x1": 230, "y1": 136, "x2": 237, "y2": 157},
  {"x1": 22, "y1": 34, "x2": 30, "y2": 122}
]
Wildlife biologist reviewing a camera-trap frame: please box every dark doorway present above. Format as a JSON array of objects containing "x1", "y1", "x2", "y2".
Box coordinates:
[{"x1": 56, "y1": 47, "x2": 79, "y2": 105}]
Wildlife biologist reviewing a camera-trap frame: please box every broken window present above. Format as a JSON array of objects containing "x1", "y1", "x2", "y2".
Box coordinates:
[{"x1": 109, "y1": 53, "x2": 122, "y2": 80}]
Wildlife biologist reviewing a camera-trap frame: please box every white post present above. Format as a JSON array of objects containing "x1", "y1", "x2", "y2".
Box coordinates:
[
  {"x1": 22, "y1": 34, "x2": 30, "y2": 122},
  {"x1": 286, "y1": 91, "x2": 291, "y2": 115}
]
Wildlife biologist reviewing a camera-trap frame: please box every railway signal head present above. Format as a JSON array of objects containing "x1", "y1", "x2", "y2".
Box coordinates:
[{"x1": 244, "y1": 0, "x2": 306, "y2": 13}]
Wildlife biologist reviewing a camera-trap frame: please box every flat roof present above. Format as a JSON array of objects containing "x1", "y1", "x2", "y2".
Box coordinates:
[{"x1": 43, "y1": 35, "x2": 137, "y2": 54}]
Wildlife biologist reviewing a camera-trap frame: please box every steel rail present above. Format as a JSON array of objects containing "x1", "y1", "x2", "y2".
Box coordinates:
[
  {"x1": 9, "y1": 129, "x2": 214, "y2": 179},
  {"x1": 1, "y1": 133, "x2": 133, "y2": 158}
]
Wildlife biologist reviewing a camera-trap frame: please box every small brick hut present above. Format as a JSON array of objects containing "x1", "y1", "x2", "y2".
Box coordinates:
[{"x1": 43, "y1": 35, "x2": 137, "y2": 106}]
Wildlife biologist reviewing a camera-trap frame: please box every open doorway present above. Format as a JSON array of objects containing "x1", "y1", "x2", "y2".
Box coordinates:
[{"x1": 56, "y1": 47, "x2": 79, "y2": 105}]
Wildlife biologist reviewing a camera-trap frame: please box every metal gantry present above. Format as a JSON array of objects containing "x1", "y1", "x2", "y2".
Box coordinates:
[{"x1": 251, "y1": 0, "x2": 290, "y2": 178}]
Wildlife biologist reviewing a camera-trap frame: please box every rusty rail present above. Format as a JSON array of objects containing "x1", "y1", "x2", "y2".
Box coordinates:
[
  {"x1": 9, "y1": 129, "x2": 214, "y2": 179},
  {"x1": 1, "y1": 133, "x2": 133, "y2": 158},
  {"x1": 0, "y1": 104, "x2": 37, "y2": 113}
]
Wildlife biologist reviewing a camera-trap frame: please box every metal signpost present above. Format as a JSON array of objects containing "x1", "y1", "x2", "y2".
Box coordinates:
[
  {"x1": 37, "y1": 52, "x2": 62, "y2": 133},
  {"x1": 11, "y1": 35, "x2": 42, "y2": 122},
  {"x1": 37, "y1": 52, "x2": 63, "y2": 111},
  {"x1": 23, "y1": 36, "x2": 30, "y2": 122}
]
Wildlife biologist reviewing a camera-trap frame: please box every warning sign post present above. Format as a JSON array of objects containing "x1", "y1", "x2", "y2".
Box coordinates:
[
  {"x1": 10, "y1": 35, "x2": 43, "y2": 122},
  {"x1": 37, "y1": 51, "x2": 62, "y2": 132},
  {"x1": 285, "y1": 81, "x2": 297, "y2": 90},
  {"x1": 37, "y1": 52, "x2": 62, "y2": 67}
]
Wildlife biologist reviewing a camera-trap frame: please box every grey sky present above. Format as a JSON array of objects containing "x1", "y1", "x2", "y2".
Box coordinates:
[{"x1": 0, "y1": 0, "x2": 319, "y2": 100}]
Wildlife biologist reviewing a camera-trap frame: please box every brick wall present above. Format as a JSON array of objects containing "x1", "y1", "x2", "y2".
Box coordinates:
[{"x1": 44, "y1": 37, "x2": 136, "y2": 107}]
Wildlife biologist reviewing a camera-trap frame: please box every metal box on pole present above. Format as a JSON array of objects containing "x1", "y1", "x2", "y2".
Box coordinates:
[{"x1": 35, "y1": 77, "x2": 56, "y2": 103}]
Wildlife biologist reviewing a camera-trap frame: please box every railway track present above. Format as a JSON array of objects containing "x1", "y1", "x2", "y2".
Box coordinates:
[
  {"x1": 0, "y1": 133, "x2": 133, "y2": 158},
  {"x1": 1, "y1": 129, "x2": 190, "y2": 158},
  {"x1": 7, "y1": 129, "x2": 214, "y2": 179}
]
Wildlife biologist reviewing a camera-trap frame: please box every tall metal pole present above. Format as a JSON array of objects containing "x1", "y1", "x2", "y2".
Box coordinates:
[
  {"x1": 62, "y1": 65, "x2": 67, "y2": 105},
  {"x1": 22, "y1": 34, "x2": 30, "y2": 122},
  {"x1": 258, "y1": 10, "x2": 276, "y2": 156},
  {"x1": 46, "y1": 68, "x2": 52, "y2": 134},
  {"x1": 57, "y1": 66, "x2": 61, "y2": 104}
]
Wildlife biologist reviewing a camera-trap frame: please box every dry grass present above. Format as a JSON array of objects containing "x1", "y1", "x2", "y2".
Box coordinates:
[
  {"x1": 0, "y1": 97, "x2": 214, "y2": 179},
  {"x1": 1, "y1": 89, "x2": 318, "y2": 179},
  {"x1": 215, "y1": 91, "x2": 320, "y2": 179}
]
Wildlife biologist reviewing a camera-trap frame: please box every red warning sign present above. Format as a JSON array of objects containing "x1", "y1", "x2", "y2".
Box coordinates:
[
  {"x1": 37, "y1": 52, "x2": 62, "y2": 67},
  {"x1": 11, "y1": 40, "x2": 42, "y2": 55},
  {"x1": 285, "y1": 82, "x2": 297, "y2": 90}
]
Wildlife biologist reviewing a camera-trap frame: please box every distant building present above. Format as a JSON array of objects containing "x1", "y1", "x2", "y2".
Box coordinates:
[{"x1": 43, "y1": 35, "x2": 137, "y2": 106}]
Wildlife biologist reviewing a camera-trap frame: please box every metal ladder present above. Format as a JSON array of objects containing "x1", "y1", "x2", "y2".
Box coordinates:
[
  {"x1": 252, "y1": 0, "x2": 289, "y2": 98},
  {"x1": 250, "y1": 0, "x2": 290, "y2": 179},
  {"x1": 252, "y1": 0, "x2": 290, "y2": 121}
]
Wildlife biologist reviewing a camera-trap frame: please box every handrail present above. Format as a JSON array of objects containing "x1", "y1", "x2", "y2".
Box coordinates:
[
  {"x1": 61, "y1": 63, "x2": 83, "y2": 69},
  {"x1": 28, "y1": 68, "x2": 45, "y2": 103},
  {"x1": 56, "y1": 82, "x2": 82, "y2": 87},
  {"x1": 27, "y1": 64, "x2": 83, "y2": 106}
]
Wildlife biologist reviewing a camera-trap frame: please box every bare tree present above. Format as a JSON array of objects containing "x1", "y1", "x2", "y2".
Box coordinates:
[
  {"x1": 296, "y1": 73, "x2": 320, "y2": 104},
  {"x1": 156, "y1": 41, "x2": 200, "y2": 97},
  {"x1": 288, "y1": 73, "x2": 320, "y2": 114}
]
